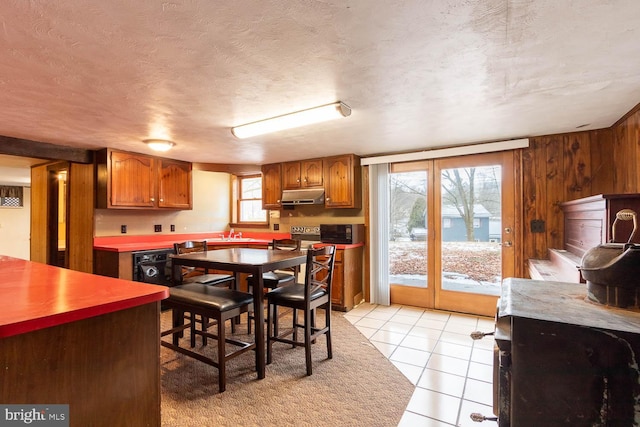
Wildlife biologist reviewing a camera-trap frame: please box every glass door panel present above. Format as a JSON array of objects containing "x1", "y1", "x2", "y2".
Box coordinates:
[
  {"x1": 388, "y1": 170, "x2": 428, "y2": 289},
  {"x1": 440, "y1": 165, "x2": 502, "y2": 296},
  {"x1": 388, "y1": 161, "x2": 434, "y2": 308}
]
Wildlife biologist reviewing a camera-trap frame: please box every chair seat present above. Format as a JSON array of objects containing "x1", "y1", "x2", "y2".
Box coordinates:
[
  {"x1": 266, "y1": 283, "x2": 327, "y2": 304},
  {"x1": 169, "y1": 283, "x2": 253, "y2": 312},
  {"x1": 248, "y1": 271, "x2": 296, "y2": 288},
  {"x1": 184, "y1": 273, "x2": 234, "y2": 286}
]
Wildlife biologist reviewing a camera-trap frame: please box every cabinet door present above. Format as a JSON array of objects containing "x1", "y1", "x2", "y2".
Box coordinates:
[
  {"x1": 282, "y1": 161, "x2": 302, "y2": 189},
  {"x1": 331, "y1": 257, "x2": 344, "y2": 307},
  {"x1": 262, "y1": 163, "x2": 282, "y2": 209},
  {"x1": 324, "y1": 154, "x2": 360, "y2": 208},
  {"x1": 110, "y1": 151, "x2": 156, "y2": 207},
  {"x1": 158, "y1": 159, "x2": 192, "y2": 209},
  {"x1": 301, "y1": 159, "x2": 323, "y2": 187}
]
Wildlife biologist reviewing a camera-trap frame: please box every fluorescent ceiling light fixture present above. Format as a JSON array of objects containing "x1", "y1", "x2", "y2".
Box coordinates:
[
  {"x1": 143, "y1": 139, "x2": 175, "y2": 152},
  {"x1": 231, "y1": 101, "x2": 351, "y2": 139}
]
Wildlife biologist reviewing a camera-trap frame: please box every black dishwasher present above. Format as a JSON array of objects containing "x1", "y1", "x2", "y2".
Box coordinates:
[{"x1": 132, "y1": 248, "x2": 174, "y2": 285}]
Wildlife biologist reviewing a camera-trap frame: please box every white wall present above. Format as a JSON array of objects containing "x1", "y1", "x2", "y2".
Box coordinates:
[
  {"x1": 94, "y1": 170, "x2": 231, "y2": 236},
  {"x1": 0, "y1": 187, "x2": 31, "y2": 259}
]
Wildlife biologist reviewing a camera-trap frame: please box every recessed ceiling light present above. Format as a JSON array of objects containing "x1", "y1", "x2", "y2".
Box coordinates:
[{"x1": 143, "y1": 139, "x2": 175, "y2": 152}]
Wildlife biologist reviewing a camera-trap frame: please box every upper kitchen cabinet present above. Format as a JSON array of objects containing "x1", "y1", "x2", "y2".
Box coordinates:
[
  {"x1": 158, "y1": 159, "x2": 192, "y2": 209},
  {"x1": 324, "y1": 154, "x2": 361, "y2": 209},
  {"x1": 261, "y1": 163, "x2": 282, "y2": 209},
  {"x1": 282, "y1": 159, "x2": 323, "y2": 189},
  {"x1": 95, "y1": 148, "x2": 192, "y2": 210}
]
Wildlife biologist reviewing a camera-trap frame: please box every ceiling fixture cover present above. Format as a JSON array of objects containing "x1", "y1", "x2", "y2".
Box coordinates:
[
  {"x1": 231, "y1": 101, "x2": 351, "y2": 139},
  {"x1": 143, "y1": 139, "x2": 175, "y2": 152}
]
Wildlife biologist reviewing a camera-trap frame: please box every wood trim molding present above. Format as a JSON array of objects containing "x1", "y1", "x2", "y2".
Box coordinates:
[
  {"x1": 193, "y1": 162, "x2": 261, "y2": 175},
  {"x1": 613, "y1": 101, "x2": 640, "y2": 129},
  {"x1": 0, "y1": 135, "x2": 93, "y2": 164}
]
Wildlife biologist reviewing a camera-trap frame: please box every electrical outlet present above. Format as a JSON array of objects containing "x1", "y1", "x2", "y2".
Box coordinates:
[
  {"x1": 273, "y1": 223, "x2": 279, "y2": 231},
  {"x1": 531, "y1": 219, "x2": 545, "y2": 233},
  {"x1": 170, "y1": 224, "x2": 175, "y2": 232},
  {"x1": 154, "y1": 224, "x2": 162, "y2": 232},
  {"x1": 121, "y1": 225, "x2": 127, "y2": 234}
]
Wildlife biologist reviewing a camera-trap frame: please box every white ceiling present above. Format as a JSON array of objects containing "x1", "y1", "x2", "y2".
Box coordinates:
[{"x1": 1, "y1": 0, "x2": 640, "y2": 167}]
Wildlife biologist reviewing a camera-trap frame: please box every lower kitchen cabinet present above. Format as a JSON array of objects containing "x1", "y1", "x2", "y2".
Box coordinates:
[{"x1": 331, "y1": 246, "x2": 363, "y2": 311}]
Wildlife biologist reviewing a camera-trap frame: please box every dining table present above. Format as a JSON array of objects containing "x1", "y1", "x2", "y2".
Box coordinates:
[{"x1": 170, "y1": 247, "x2": 307, "y2": 379}]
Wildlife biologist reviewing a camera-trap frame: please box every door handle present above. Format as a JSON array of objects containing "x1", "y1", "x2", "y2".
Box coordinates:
[{"x1": 502, "y1": 241, "x2": 512, "y2": 247}]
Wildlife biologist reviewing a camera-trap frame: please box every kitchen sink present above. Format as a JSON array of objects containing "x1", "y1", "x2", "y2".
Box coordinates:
[{"x1": 206, "y1": 237, "x2": 256, "y2": 242}]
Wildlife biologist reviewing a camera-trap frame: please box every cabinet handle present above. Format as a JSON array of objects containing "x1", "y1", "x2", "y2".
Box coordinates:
[
  {"x1": 297, "y1": 178, "x2": 300, "y2": 183},
  {"x1": 150, "y1": 197, "x2": 155, "y2": 202},
  {"x1": 326, "y1": 197, "x2": 330, "y2": 201},
  {"x1": 277, "y1": 199, "x2": 280, "y2": 203},
  {"x1": 160, "y1": 199, "x2": 163, "y2": 202},
  {"x1": 303, "y1": 178, "x2": 307, "y2": 182}
]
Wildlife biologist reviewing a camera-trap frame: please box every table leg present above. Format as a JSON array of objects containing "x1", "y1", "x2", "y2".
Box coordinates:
[
  {"x1": 233, "y1": 272, "x2": 242, "y2": 325},
  {"x1": 254, "y1": 269, "x2": 265, "y2": 379}
]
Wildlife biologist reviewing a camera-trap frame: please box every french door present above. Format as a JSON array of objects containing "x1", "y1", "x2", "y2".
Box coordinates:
[{"x1": 388, "y1": 151, "x2": 516, "y2": 317}]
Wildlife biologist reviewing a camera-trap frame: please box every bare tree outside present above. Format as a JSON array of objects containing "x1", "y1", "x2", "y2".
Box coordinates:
[
  {"x1": 440, "y1": 165, "x2": 502, "y2": 295},
  {"x1": 442, "y1": 168, "x2": 476, "y2": 241}
]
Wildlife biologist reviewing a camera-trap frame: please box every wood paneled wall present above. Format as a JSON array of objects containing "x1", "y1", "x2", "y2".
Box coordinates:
[
  {"x1": 521, "y1": 104, "x2": 640, "y2": 273},
  {"x1": 68, "y1": 163, "x2": 95, "y2": 273}
]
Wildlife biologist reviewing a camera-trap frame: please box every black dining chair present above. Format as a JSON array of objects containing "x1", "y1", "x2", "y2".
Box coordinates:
[
  {"x1": 247, "y1": 238, "x2": 302, "y2": 333},
  {"x1": 161, "y1": 283, "x2": 256, "y2": 392},
  {"x1": 173, "y1": 241, "x2": 236, "y2": 343},
  {"x1": 173, "y1": 241, "x2": 235, "y2": 286},
  {"x1": 266, "y1": 245, "x2": 336, "y2": 376}
]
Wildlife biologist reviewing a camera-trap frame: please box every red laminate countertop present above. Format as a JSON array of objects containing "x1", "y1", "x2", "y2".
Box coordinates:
[
  {"x1": 93, "y1": 232, "x2": 365, "y2": 252},
  {"x1": 0, "y1": 256, "x2": 169, "y2": 338},
  {"x1": 93, "y1": 232, "x2": 290, "y2": 252}
]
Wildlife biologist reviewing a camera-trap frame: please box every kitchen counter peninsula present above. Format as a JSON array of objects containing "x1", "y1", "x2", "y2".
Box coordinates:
[{"x1": 0, "y1": 256, "x2": 169, "y2": 427}]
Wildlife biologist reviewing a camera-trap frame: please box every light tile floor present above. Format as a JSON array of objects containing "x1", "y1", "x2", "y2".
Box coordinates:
[{"x1": 344, "y1": 302, "x2": 496, "y2": 427}]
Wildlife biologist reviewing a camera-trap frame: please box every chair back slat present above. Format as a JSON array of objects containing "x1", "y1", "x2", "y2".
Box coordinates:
[
  {"x1": 304, "y1": 245, "x2": 336, "y2": 303},
  {"x1": 173, "y1": 241, "x2": 209, "y2": 282},
  {"x1": 271, "y1": 238, "x2": 302, "y2": 251},
  {"x1": 272, "y1": 238, "x2": 302, "y2": 275},
  {"x1": 174, "y1": 241, "x2": 208, "y2": 254}
]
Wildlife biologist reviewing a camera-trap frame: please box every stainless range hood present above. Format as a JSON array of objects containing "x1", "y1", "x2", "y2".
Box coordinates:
[{"x1": 281, "y1": 188, "x2": 325, "y2": 205}]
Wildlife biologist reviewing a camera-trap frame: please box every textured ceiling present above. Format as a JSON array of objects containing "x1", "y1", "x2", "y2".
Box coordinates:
[{"x1": 1, "y1": 0, "x2": 640, "y2": 166}]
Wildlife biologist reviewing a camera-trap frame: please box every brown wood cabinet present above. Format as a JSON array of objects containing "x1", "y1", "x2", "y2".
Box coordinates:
[
  {"x1": 282, "y1": 159, "x2": 323, "y2": 189},
  {"x1": 324, "y1": 154, "x2": 361, "y2": 209},
  {"x1": 261, "y1": 154, "x2": 361, "y2": 210},
  {"x1": 158, "y1": 158, "x2": 192, "y2": 209},
  {"x1": 96, "y1": 148, "x2": 192, "y2": 209},
  {"x1": 331, "y1": 246, "x2": 364, "y2": 311},
  {"x1": 1, "y1": 302, "x2": 162, "y2": 427},
  {"x1": 261, "y1": 163, "x2": 282, "y2": 209}
]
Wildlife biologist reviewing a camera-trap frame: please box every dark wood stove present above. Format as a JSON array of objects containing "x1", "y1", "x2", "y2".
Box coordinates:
[{"x1": 480, "y1": 278, "x2": 640, "y2": 426}]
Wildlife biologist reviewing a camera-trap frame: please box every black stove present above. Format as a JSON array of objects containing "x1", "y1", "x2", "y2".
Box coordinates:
[{"x1": 290, "y1": 225, "x2": 321, "y2": 248}]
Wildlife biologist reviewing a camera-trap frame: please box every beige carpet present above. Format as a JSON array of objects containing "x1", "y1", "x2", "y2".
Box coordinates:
[{"x1": 160, "y1": 311, "x2": 414, "y2": 427}]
